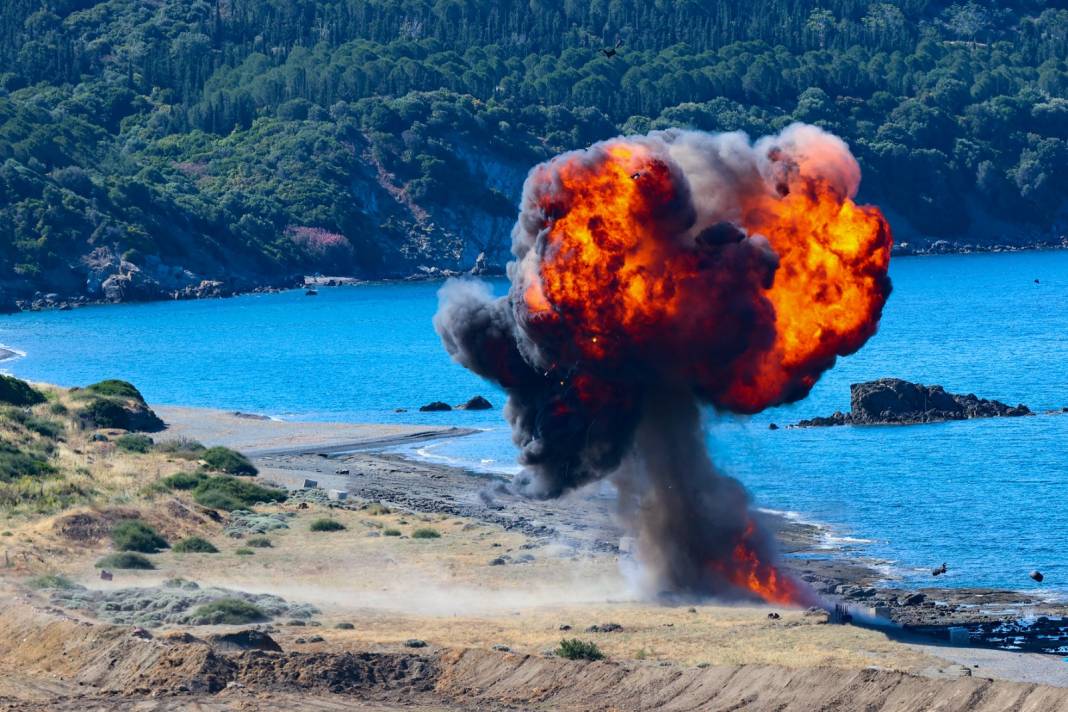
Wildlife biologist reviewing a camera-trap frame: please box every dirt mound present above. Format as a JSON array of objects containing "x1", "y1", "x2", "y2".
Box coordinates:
[
  {"x1": 53, "y1": 507, "x2": 140, "y2": 544},
  {"x1": 4, "y1": 602, "x2": 1068, "y2": 710}
]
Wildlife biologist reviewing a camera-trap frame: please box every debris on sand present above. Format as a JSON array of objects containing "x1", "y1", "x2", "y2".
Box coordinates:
[
  {"x1": 586, "y1": 623, "x2": 623, "y2": 633},
  {"x1": 45, "y1": 578, "x2": 318, "y2": 627},
  {"x1": 796, "y1": 379, "x2": 1031, "y2": 427}
]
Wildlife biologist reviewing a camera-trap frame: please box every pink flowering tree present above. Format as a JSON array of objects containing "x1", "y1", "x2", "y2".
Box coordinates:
[{"x1": 285, "y1": 226, "x2": 354, "y2": 270}]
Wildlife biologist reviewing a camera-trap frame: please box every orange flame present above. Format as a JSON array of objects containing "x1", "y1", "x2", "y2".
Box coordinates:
[
  {"x1": 709, "y1": 520, "x2": 814, "y2": 605},
  {"x1": 521, "y1": 136, "x2": 891, "y2": 412}
]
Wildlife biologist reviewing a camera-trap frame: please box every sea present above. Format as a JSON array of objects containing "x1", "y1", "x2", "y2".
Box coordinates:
[{"x1": 2, "y1": 250, "x2": 1066, "y2": 595}]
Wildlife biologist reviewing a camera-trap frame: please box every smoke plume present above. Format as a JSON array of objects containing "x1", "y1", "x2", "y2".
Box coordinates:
[{"x1": 434, "y1": 124, "x2": 892, "y2": 601}]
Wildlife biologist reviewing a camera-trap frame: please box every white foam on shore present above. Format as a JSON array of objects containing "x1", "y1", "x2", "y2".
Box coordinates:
[
  {"x1": 399, "y1": 439, "x2": 522, "y2": 476},
  {"x1": 0, "y1": 344, "x2": 26, "y2": 367}
]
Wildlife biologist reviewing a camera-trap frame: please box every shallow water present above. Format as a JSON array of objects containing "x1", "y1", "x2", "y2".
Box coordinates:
[{"x1": 2, "y1": 251, "x2": 1067, "y2": 593}]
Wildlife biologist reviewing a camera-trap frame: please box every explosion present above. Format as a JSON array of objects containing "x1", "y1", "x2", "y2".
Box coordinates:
[{"x1": 435, "y1": 124, "x2": 891, "y2": 603}]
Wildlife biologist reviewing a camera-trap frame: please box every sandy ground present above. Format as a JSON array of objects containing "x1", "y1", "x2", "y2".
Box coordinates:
[{"x1": 3, "y1": 406, "x2": 1068, "y2": 709}]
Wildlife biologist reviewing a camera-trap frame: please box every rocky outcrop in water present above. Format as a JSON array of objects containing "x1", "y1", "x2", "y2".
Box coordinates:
[{"x1": 796, "y1": 379, "x2": 1031, "y2": 427}]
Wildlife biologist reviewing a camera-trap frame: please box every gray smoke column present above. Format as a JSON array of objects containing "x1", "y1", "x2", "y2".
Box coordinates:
[{"x1": 434, "y1": 124, "x2": 892, "y2": 601}]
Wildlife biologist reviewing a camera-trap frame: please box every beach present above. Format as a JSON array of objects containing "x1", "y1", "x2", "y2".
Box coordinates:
[{"x1": 3, "y1": 404, "x2": 1068, "y2": 709}]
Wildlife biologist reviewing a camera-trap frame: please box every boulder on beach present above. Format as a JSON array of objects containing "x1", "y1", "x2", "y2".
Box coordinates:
[
  {"x1": 419, "y1": 401, "x2": 452, "y2": 412},
  {"x1": 456, "y1": 395, "x2": 493, "y2": 410},
  {"x1": 795, "y1": 379, "x2": 1031, "y2": 427}
]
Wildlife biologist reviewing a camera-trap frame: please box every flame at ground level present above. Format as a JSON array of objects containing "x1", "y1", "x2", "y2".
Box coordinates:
[{"x1": 709, "y1": 520, "x2": 817, "y2": 606}]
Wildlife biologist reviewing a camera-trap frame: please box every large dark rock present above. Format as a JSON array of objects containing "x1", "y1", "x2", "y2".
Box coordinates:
[
  {"x1": 797, "y1": 379, "x2": 1031, "y2": 427},
  {"x1": 419, "y1": 401, "x2": 452, "y2": 412},
  {"x1": 456, "y1": 395, "x2": 493, "y2": 410}
]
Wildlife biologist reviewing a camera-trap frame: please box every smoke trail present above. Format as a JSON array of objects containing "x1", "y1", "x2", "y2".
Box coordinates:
[{"x1": 434, "y1": 124, "x2": 891, "y2": 601}]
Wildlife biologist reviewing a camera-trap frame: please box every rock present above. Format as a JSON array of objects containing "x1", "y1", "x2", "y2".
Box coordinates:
[
  {"x1": 768, "y1": 423, "x2": 778, "y2": 430},
  {"x1": 335, "y1": 469, "x2": 350, "y2": 475},
  {"x1": 208, "y1": 629, "x2": 282, "y2": 653},
  {"x1": 307, "y1": 635, "x2": 324, "y2": 643},
  {"x1": 559, "y1": 624, "x2": 572, "y2": 631},
  {"x1": 335, "y1": 622, "x2": 354, "y2": 630},
  {"x1": 405, "y1": 639, "x2": 427, "y2": 648},
  {"x1": 492, "y1": 644, "x2": 511, "y2": 652},
  {"x1": 90, "y1": 434, "x2": 109, "y2": 442},
  {"x1": 932, "y1": 563, "x2": 947, "y2": 577},
  {"x1": 767, "y1": 612, "x2": 781, "y2": 620},
  {"x1": 130, "y1": 627, "x2": 152, "y2": 639},
  {"x1": 1031, "y1": 570, "x2": 1044, "y2": 583},
  {"x1": 419, "y1": 401, "x2": 452, "y2": 412},
  {"x1": 100, "y1": 570, "x2": 113, "y2": 581},
  {"x1": 456, "y1": 395, "x2": 493, "y2": 410},
  {"x1": 796, "y1": 379, "x2": 1032, "y2": 427},
  {"x1": 488, "y1": 557, "x2": 507, "y2": 566},
  {"x1": 902, "y1": 592, "x2": 927, "y2": 606},
  {"x1": 287, "y1": 620, "x2": 306, "y2": 626}
]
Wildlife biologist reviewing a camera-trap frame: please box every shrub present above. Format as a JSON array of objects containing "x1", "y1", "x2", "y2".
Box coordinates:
[
  {"x1": 412, "y1": 528, "x2": 440, "y2": 539},
  {"x1": 246, "y1": 536, "x2": 272, "y2": 548},
  {"x1": 48, "y1": 402, "x2": 68, "y2": 416},
  {"x1": 0, "y1": 375, "x2": 45, "y2": 406},
  {"x1": 188, "y1": 598, "x2": 266, "y2": 624},
  {"x1": 155, "y1": 438, "x2": 206, "y2": 459},
  {"x1": 161, "y1": 471, "x2": 208, "y2": 491},
  {"x1": 85, "y1": 380, "x2": 145, "y2": 401},
  {"x1": 79, "y1": 397, "x2": 164, "y2": 432},
  {"x1": 95, "y1": 552, "x2": 155, "y2": 569},
  {"x1": 192, "y1": 476, "x2": 286, "y2": 511},
  {"x1": 111, "y1": 520, "x2": 168, "y2": 553},
  {"x1": 115, "y1": 433, "x2": 154, "y2": 453},
  {"x1": 27, "y1": 574, "x2": 78, "y2": 589},
  {"x1": 201, "y1": 446, "x2": 257, "y2": 476},
  {"x1": 556, "y1": 639, "x2": 604, "y2": 661},
  {"x1": 235, "y1": 547, "x2": 254, "y2": 555},
  {"x1": 363, "y1": 503, "x2": 390, "y2": 515},
  {"x1": 172, "y1": 536, "x2": 219, "y2": 553},
  {"x1": 0, "y1": 441, "x2": 55, "y2": 482},
  {"x1": 309, "y1": 518, "x2": 346, "y2": 532},
  {"x1": 383, "y1": 528, "x2": 401, "y2": 536},
  {"x1": 2, "y1": 408, "x2": 63, "y2": 438}
]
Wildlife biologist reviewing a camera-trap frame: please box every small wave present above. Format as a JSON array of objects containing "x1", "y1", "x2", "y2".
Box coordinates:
[{"x1": 400, "y1": 441, "x2": 521, "y2": 475}]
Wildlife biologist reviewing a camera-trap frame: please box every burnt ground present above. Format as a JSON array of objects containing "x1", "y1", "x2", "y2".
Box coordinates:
[{"x1": 254, "y1": 441, "x2": 1068, "y2": 657}]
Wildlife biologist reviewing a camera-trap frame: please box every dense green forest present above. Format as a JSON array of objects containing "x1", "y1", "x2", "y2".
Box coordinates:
[{"x1": 2, "y1": 0, "x2": 1067, "y2": 306}]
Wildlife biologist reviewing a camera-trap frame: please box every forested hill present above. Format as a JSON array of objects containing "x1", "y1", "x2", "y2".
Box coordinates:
[{"x1": 2, "y1": 1, "x2": 1068, "y2": 308}]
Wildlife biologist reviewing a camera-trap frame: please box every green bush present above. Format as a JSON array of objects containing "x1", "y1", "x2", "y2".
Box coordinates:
[
  {"x1": 172, "y1": 536, "x2": 219, "y2": 553},
  {"x1": 556, "y1": 639, "x2": 604, "y2": 661},
  {"x1": 0, "y1": 441, "x2": 55, "y2": 482},
  {"x1": 161, "y1": 471, "x2": 208, "y2": 490},
  {"x1": 188, "y1": 598, "x2": 267, "y2": 624},
  {"x1": 111, "y1": 520, "x2": 168, "y2": 553},
  {"x1": 95, "y1": 552, "x2": 155, "y2": 569},
  {"x1": 85, "y1": 380, "x2": 145, "y2": 402},
  {"x1": 201, "y1": 446, "x2": 257, "y2": 476},
  {"x1": 49, "y1": 402, "x2": 68, "y2": 416},
  {"x1": 412, "y1": 528, "x2": 440, "y2": 539},
  {"x1": 246, "y1": 536, "x2": 272, "y2": 548},
  {"x1": 0, "y1": 376, "x2": 45, "y2": 406},
  {"x1": 1, "y1": 408, "x2": 63, "y2": 439},
  {"x1": 235, "y1": 547, "x2": 254, "y2": 555},
  {"x1": 27, "y1": 574, "x2": 78, "y2": 589},
  {"x1": 115, "y1": 433, "x2": 154, "y2": 453},
  {"x1": 309, "y1": 518, "x2": 345, "y2": 532},
  {"x1": 383, "y1": 528, "x2": 401, "y2": 536},
  {"x1": 192, "y1": 475, "x2": 286, "y2": 511}
]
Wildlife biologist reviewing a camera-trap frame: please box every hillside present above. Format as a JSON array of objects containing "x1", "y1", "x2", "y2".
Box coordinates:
[{"x1": 2, "y1": 0, "x2": 1068, "y2": 308}]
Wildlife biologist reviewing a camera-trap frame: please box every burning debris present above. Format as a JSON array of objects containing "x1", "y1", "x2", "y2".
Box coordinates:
[{"x1": 435, "y1": 124, "x2": 892, "y2": 604}]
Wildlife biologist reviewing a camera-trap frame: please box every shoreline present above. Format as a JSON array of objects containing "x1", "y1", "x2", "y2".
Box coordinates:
[{"x1": 3, "y1": 243, "x2": 1066, "y2": 315}]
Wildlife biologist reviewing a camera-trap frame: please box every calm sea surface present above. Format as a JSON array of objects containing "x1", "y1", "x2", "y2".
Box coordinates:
[{"x1": 2, "y1": 251, "x2": 1066, "y2": 593}]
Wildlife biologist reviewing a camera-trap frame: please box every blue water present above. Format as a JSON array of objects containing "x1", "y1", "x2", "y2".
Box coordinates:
[{"x1": 2, "y1": 251, "x2": 1067, "y2": 594}]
